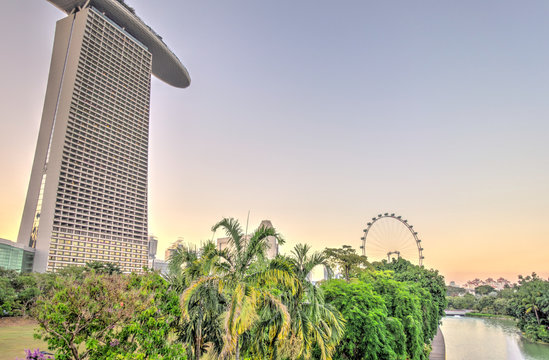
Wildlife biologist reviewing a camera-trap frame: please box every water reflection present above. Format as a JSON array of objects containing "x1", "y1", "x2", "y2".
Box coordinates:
[{"x1": 440, "y1": 316, "x2": 549, "y2": 360}]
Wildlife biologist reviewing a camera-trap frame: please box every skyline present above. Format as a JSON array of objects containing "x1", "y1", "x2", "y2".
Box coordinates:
[{"x1": 1, "y1": 1, "x2": 548, "y2": 282}]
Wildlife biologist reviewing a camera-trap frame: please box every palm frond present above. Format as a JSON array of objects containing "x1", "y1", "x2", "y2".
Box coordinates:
[
  {"x1": 212, "y1": 218, "x2": 245, "y2": 258},
  {"x1": 290, "y1": 244, "x2": 333, "y2": 283},
  {"x1": 180, "y1": 276, "x2": 218, "y2": 320},
  {"x1": 240, "y1": 225, "x2": 279, "y2": 271}
]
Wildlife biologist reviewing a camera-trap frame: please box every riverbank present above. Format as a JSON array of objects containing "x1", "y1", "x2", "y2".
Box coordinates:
[
  {"x1": 429, "y1": 327, "x2": 445, "y2": 360},
  {"x1": 445, "y1": 308, "x2": 515, "y2": 320},
  {"x1": 464, "y1": 312, "x2": 515, "y2": 320}
]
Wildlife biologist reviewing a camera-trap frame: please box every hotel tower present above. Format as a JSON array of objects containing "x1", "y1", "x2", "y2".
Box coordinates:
[{"x1": 17, "y1": 0, "x2": 190, "y2": 272}]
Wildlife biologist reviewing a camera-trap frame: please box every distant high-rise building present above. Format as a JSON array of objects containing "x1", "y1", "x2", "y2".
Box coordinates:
[
  {"x1": 152, "y1": 259, "x2": 169, "y2": 276},
  {"x1": 216, "y1": 220, "x2": 279, "y2": 259},
  {"x1": 216, "y1": 237, "x2": 230, "y2": 252},
  {"x1": 147, "y1": 235, "x2": 158, "y2": 270},
  {"x1": 165, "y1": 238, "x2": 185, "y2": 261},
  {"x1": 259, "y1": 220, "x2": 279, "y2": 259},
  {"x1": 148, "y1": 235, "x2": 158, "y2": 259},
  {"x1": 17, "y1": 0, "x2": 190, "y2": 272}
]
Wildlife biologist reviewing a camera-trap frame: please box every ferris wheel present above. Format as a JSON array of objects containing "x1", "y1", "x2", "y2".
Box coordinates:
[{"x1": 360, "y1": 213, "x2": 424, "y2": 266}]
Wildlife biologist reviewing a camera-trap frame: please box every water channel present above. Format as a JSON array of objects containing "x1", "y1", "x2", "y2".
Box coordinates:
[{"x1": 441, "y1": 316, "x2": 549, "y2": 360}]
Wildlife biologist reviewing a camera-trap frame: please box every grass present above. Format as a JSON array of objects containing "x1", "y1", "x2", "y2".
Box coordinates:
[{"x1": 0, "y1": 318, "x2": 49, "y2": 360}]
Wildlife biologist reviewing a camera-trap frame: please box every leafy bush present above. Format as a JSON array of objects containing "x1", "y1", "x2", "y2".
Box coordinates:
[{"x1": 33, "y1": 271, "x2": 186, "y2": 360}]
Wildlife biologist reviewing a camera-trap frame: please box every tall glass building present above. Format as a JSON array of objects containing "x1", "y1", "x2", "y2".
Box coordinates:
[{"x1": 17, "y1": 0, "x2": 190, "y2": 272}]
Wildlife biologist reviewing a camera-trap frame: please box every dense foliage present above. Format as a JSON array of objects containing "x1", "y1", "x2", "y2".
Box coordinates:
[
  {"x1": 0, "y1": 269, "x2": 55, "y2": 317},
  {"x1": 33, "y1": 270, "x2": 185, "y2": 360},
  {"x1": 320, "y1": 256, "x2": 446, "y2": 360},
  {"x1": 0, "y1": 262, "x2": 124, "y2": 317},
  {"x1": 177, "y1": 218, "x2": 345, "y2": 360},
  {"x1": 324, "y1": 245, "x2": 369, "y2": 281},
  {"x1": 372, "y1": 258, "x2": 447, "y2": 318},
  {"x1": 322, "y1": 280, "x2": 404, "y2": 360},
  {"x1": 446, "y1": 285, "x2": 466, "y2": 297},
  {"x1": 511, "y1": 274, "x2": 549, "y2": 342},
  {"x1": 446, "y1": 273, "x2": 549, "y2": 343},
  {"x1": 2, "y1": 221, "x2": 449, "y2": 359},
  {"x1": 474, "y1": 285, "x2": 495, "y2": 296}
]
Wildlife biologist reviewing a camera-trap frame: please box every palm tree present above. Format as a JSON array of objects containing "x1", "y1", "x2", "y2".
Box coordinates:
[
  {"x1": 249, "y1": 244, "x2": 345, "y2": 360},
  {"x1": 518, "y1": 274, "x2": 544, "y2": 326},
  {"x1": 290, "y1": 243, "x2": 331, "y2": 283},
  {"x1": 240, "y1": 256, "x2": 298, "y2": 359},
  {"x1": 179, "y1": 279, "x2": 225, "y2": 360},
  {"x1": 523, "y1": 292, "x2": 542, "y2": 325},
  {"x1": 180, "y1": 218, "x2": 297, "y2": 360},
  {"x1": 286, "y1": 244, "x2": 345, "y2": 360},
  {"x1": 167, "y1": 245, "x2": 198, "y2": 292},
  {"x1": 168, "y1": 242, "x2": 225, "y2": 360}
]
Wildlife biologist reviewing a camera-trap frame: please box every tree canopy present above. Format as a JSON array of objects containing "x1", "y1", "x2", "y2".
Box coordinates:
[
  {"x1": 4, "y1": 219, "x2": 454, "y2": 360},
  {"x1": 324, "y1": 245, "x2": 369, "y2": 281}
]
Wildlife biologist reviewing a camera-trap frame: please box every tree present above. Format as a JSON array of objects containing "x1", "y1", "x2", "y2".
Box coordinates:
[
  {"x1": 290, "y1": 243, "x2": 331, "y2": 283},
  {"x1": 84, "y1": 261, "x2": 122, "y2": 275},
  {"x1": 509, "y1": 273, "x2": 549, "y2": 342},
  {"x1": 492, "y1": 298, "x2": 511, "y2": 315},
  {"x1": 98, "y1": 271, "x2": 186, "y2": 360},
  {"x1": 171, "y1": 242, "x2": 225, "y2": 360},
  {"x1": 446, "y1": 285, "x2": 466, "y2": 297},
  {"x1": 0, "y1": 269, "x2": 53, "y2": 317},
  {"x1": 34, "y1": 273, "x2": 144, "y2": 360},
  {"x1": 238, "y1": 257, "x2": 300, "y2": 360},
  {"x1": 167, "y1": 244, "x2": 200, "y2": 292},
  {"x1": 374, "y1": 258, "x2": 447, "y2": 318},
  {"x1": 33, "y1": 272, "x2": 185, "y2": 360},
  {"x1": 180, "y1": 218, "x2": 296, "y2": 360},
  {"x1": 0, "y1": 273, "x2": 17, "y2": 316},
  {"x1": 322, "y1": 264, "x2": 444, "y2": 359},
  {"x1": 321, "y1": 280, "x2": 404, "y2": 360},
  {"x1": 362, "y1": 270, "x2": 438, "y2": 358},
  {"x1": 283, "y1": 244, "x2": 345, "y2": 360},
  {"x1": 449, "y1": 293, "x2": 476, "y2": 310},
  {"x1": 476, "y1": 295, "x2": 496, "y2": 313},
  {"x1": 474, "y1": 285, "x2": 495, "y2": 296},
  {"x1": 517, "y1": 274, "x2": 544, "y2": 325},
  {"x1": 324, "y1": 245, "x2": 369, "y2": 282}
]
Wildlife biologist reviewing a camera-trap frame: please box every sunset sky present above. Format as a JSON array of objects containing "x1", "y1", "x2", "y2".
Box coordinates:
[{"x1": 1, "y1": 1, "x2": 548, "y2": 283}]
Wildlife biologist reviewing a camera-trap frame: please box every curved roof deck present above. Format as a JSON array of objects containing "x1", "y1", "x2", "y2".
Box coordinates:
[{"x1": 47, "y1": 0, "x2": 190, "y2": 88}]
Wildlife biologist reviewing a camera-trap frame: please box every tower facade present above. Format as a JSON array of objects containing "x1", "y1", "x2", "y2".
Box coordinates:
[{"x1": 18, "y1": 1, "x2": 189, "y2": 272}]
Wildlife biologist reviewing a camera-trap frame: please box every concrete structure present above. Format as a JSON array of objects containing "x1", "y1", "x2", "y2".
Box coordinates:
[
  {"x1": 17, "y1": 0, "x2": 189, "y2": 272},
  {"x1": 216, "y1": 237, "x2": 230, "y2": 253},
  {"x1": 217, "y1": 220, "x2": 279, "y2": 260},
  {"x1": 147, "y1": 235, "x2": 158, "y2": 268},
  {"x1": 429, "y1": 327, "x2": 446, "y2": 360},
  {"x1": 0, "y1": 238, "x2": 35, "y2": 273},
  {"x1": 152, "y1": 259, "x2": 169, "y2": 276},
  {"x1": 260, "y1": 220, "x2": 279, "y2": 259}
]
